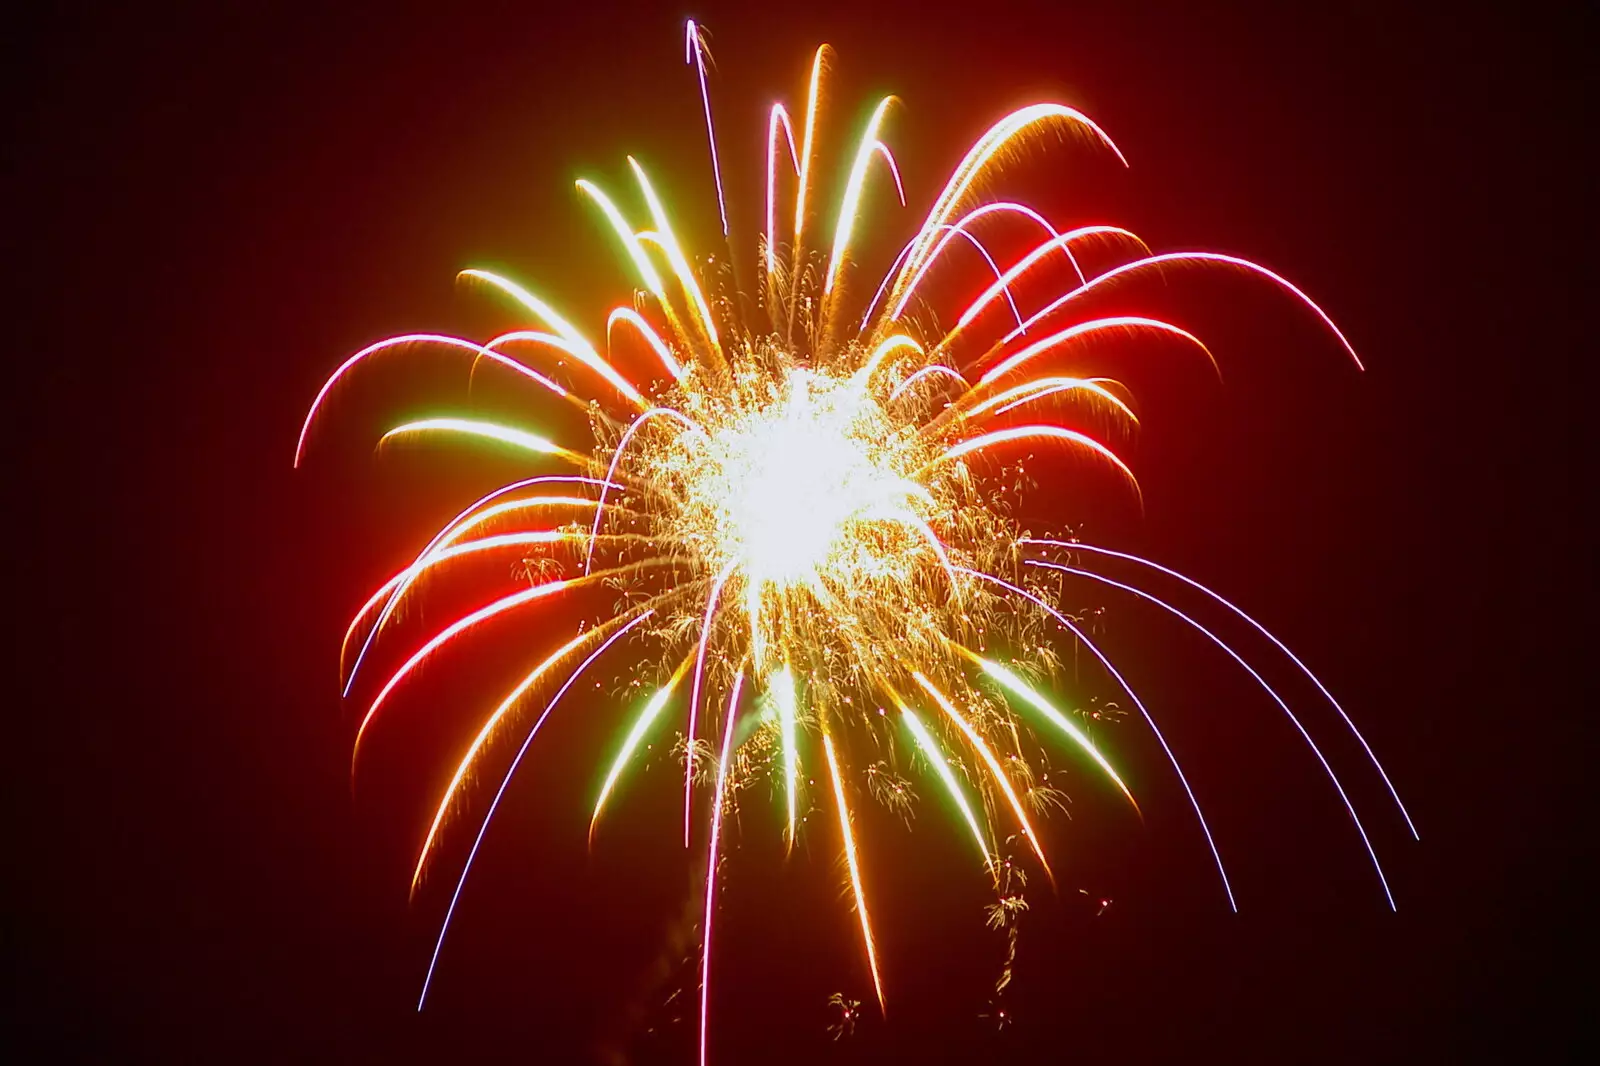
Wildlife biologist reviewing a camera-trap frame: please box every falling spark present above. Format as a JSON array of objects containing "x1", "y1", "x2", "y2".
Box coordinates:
[
  {"x1": 411, "y1": 608, "x2": 670, "y2": 895},
  {"x1": 685, "y1": 21, "x2": 729, "y2": 236},
  {"x1": 825, "y1": 731, "x2": 885, "y2": 1016},
  {"x1": 1023, "y1": 539, "x2": 1418, "y2": 840},
  {"x1": 419, "y1": 609, "x2": 655, "y2": 1007},
  {"x1": 912, "y1": 672, "x2": 1054, "y2": 885},
  {"x1": 1026, "y1": 559, "x2": 1396, "y2": 909},
  {"x1": 958, "y1": 648, "x2": 1141, "y2": 818},
  {"x1": 341, "y1": 491, "x2": 604, "y2": 695},
  {"x1": 900, "y1": 705, "x2": 994, "y2": 872},
  {"x1": 699, "y1": 667, "x2": 746, "y2": 1066},
  {"x1": 769, "y1": 666, "x2": 802, "y2": 848},
  {"x1": 952, "y1": 567, "x2": 1237, "y2": 911},
  {"x1": 592, "y1": 661, "x2": 693, "y2": 844}
]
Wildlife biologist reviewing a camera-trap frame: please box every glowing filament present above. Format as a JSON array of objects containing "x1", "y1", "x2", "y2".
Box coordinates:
[
  {"x1": 593, "y1": 672, "x2": 686, "y2": 843},
  {"x1": 900, "y1": 707, "x2": 993, "y2": 872},
  {"x1": 824, "y1": 731, "x2": 885, "y2": 1015},
  {"x1": 769, "y1": 667, "x2": 802, "y2": 847},
  {"x1": 912, "y1": 673, "x2": 1053, "y2": 883},
  {"x1": 967, "y1": 652, "x2": 1141, "y2": 816}
]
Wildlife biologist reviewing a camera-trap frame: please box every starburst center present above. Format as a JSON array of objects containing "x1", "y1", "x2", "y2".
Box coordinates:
[{"x1": 706, "y1": 366, "x2": 921, "y2": 591}]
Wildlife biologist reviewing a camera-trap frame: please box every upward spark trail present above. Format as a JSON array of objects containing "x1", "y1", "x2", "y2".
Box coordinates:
[{"x1": 297, "y1": 20, "x2": 1397, "y2": 1056}]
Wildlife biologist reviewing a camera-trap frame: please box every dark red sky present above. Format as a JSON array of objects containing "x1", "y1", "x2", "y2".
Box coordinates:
[{"x1": 11, "y1": 2, "x2": 1584, "y2": 1062}]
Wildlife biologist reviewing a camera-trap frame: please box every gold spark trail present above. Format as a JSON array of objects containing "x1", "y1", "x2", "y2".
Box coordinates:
[{"x1": 825, "y1": 730, "x2": 885, "y2": 1015}]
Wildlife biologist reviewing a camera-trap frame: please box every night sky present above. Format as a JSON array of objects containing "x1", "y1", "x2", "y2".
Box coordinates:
[{"x1": 11, "y1": 2, "x2": 1585, "y2": 1062}]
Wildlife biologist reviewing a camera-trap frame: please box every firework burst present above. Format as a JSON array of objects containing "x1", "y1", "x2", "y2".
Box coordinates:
[{"x1": 296, "y1": 22, "x2": 1413, "y2": 1058}]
